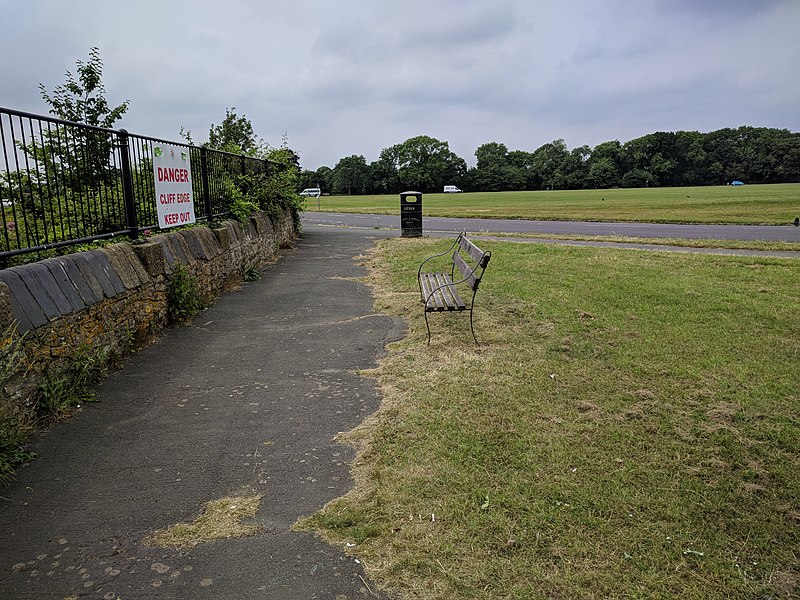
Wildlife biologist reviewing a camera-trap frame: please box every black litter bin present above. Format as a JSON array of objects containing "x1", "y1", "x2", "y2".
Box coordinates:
[{"x1": 400, "y1": 191, "x2": 422, "y2": 238}]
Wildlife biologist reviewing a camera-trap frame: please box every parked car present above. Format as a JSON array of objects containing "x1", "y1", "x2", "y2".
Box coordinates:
[
  {"x1": 443, "y1": 185, "x2": 462, "y2": 193},
  {"x1": 299, "y1": 188, "x2": 321, "y2": 197}
]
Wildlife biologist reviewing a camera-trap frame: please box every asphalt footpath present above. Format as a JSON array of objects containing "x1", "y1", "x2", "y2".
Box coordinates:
[{"x1": 0, "y1": 226, "x2": 403, "y2": 599}]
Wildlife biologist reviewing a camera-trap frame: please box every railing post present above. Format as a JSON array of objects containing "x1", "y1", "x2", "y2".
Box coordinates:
[
  {"x1": 240, "y1": 154, "x2": 246, "y2": 176},
  {"x1": 200, "y1": 146, "x2": 212, "y2": 220},
  {"x1": 117, "y1": 129, "x2": 139, "y2": 240}
]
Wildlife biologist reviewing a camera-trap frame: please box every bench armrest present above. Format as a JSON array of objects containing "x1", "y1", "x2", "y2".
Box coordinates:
[{"x1": 417, "y1": 231, "x2": 465, "y2": 279}]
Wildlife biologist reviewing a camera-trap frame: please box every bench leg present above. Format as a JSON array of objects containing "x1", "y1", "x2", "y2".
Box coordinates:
[
  {"x1": 424, "y1": 310, "x2": 432, "y2": 346},
  {"x1": 469, "y1": 307, "x2": 479, "y2": 346}
]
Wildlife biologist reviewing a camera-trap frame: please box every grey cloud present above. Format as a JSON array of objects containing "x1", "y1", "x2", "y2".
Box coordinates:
[{"x1": 1, "y1": 0, "x2": 797, "y2": 171}]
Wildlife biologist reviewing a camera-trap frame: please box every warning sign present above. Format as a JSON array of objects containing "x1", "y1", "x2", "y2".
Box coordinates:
[{"x1": 153, "y1": 144, "x2": 196, "y2": 229}]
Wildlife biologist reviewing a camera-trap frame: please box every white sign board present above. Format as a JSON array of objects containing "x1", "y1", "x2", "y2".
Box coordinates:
[{"x1": 153, "y1": 144, "x2": 196, "y2": 229}]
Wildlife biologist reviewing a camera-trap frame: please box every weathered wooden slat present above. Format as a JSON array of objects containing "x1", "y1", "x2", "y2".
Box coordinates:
[
  {"x1": 432, "y1": 273, "x2": 450, "y2": 310},
  {"x1": 420, "y1": 276, "x2": 428, "y2": 304},
  {"x1": 433, "y1": 273, "x2": 450, "y2": 310},
  {"x1": 453, "y1": 252, "x2": 478, "y2": 290},
  {"x1": 420, "y1": 274, "x2": 438, "y2": 310},
  {"x1": 434, "y1": 272, "x2": 465, "y2": 310},
  {"x1": 459, "y1": 235, "x2": 485, "y2": 265},
  {"x1": 421, "y1": 272, "x2": 466, "y2": 311}
]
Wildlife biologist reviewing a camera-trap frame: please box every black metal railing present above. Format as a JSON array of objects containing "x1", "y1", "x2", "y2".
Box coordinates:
[{"x1": 1, "y1": 106, "x2": 277, "y2": 265}]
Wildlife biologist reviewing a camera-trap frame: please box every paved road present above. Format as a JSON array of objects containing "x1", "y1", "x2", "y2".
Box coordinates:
[
  {"x1": 304, "y1": 212, "x2": 800, "y2": 242},
  {"x1": 0, "y1": 227, "x2": 401, "y2": 599}
]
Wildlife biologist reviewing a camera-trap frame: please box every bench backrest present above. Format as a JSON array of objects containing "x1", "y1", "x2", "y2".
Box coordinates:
[{"x1": 453, "y1": 234, "x2": 491, "y2": 291}]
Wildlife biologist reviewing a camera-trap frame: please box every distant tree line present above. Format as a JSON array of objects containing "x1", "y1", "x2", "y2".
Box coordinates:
[{"x1": 300, "y1": 127, "x2": 800, "y2": 194}]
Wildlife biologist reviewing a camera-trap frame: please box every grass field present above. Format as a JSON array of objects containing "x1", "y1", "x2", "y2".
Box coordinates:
[
  {"x1": 302, "y1": 239, "x2": 800, "y2": 599},
  {"x1": 303, "y1": 183, "x2": 800, "y2": 225}
]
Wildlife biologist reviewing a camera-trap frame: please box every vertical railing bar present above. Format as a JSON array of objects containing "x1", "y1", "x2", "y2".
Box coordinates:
[
  {"x1": 55, "y1": 122, "x2": 79, "y2": 240},
  {"x1": 132, "y1": 137, "x2": 145, "y2": 227},
  {"x1": 108, "y1": 131, "x2": 122, "y2": 230},
  {"x1": 0, "y1": 115, "x2": 18, "y2": 252},
  {"x1": 117, "y1": 129, "x2": 138, "y2": 239},
  {"x1": 62, "y1": 122, "x2": 85, "y2": 239},
  {"x1": 45, "y1": 120, "x2": 67, "y2": 243},
  {"x1": 142, "y1": 137, "x2": 155, "y2": 227},
  {"x1": 5, "y1": 117, "x2": 28, "y2": 250},
  {"x1": 17, "y1": 115, "x2": 42, "y2": 253},
  {"x1": 140, "y1": 137, "x2": 152, "y2": 228},
  {"x1": 104, "y1": 130, "x2": 120, "y2": 231},
  {"x1": 101, "y1": 130, "x2": 118, "y2": 231},
  {"x1": 200, "y1": 146, "x2": 211, "y2": 221},
  {"x1": 25, "y1": 118, "x2": 49, "y2": 244},
  {"x1": 81, "y1": 126, "x2": 97, "y2": 237},
  {"x1": 91, "y1": 130, "x2": 107, "y2": 232},
  {"x1": 36, "y1": 118, "x2": 62, "y2": 244},
  {"x1": 38, "y1": 119, "x2": 57, "y2": 242},
  {"x1": 76, "y1": 125, "x2": 95, "y2": 239}
]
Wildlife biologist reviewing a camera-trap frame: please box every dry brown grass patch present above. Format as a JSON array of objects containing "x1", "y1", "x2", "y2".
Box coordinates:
[{"x1": 146, "y1": 495, "x2": 263, "y2": 549}]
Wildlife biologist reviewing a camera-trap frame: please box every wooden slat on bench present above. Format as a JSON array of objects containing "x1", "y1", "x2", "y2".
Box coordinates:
[
  {"x1": 431, "y1": 273, "x2": 451, "y2": 310},
  {"x1": 421, "y1": 272, "x2": 465, "y2": 311},
  {"x1": 453, "y1": 251, "x2": 478, "y2": 290},
  {"x1": 420, "y1": 273, "x2": 441, "y2": 310},
  {"x1": 434, "y1": 272, "x2": 465, "y2": 310},
  {"x1": 459, "y1": 236, "x2": 487, "y2": 266}
]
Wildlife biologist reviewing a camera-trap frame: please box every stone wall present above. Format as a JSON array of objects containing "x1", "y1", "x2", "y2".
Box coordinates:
[{"x1": 0, "y1": 209, "x2": 297, "y2": 417}]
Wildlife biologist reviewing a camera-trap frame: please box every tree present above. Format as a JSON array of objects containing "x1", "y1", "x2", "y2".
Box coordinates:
[
  {"x1": 507, "y1": 150, "x2": 539, "y2": 190},
  {"x1": 588, "y1": 157, "x2": 620, "y2": 189},
  {"x1": 472, "y1": 142, "x2": 511, "y2": 191},
  {"x1": 300, "y1": 166, "x2": 333, "y2": 192},
  {"x1": 469, "y1": 141, "x2": 531, "y2": 192},
  {"x1": 588, "y1": 140, "x2": 624, "y2": 188},
  {"x1": 36, "y1": 47, "x2": 130, "y2": 190},
  {"x1": 558, "y1": 145, "x2": 591, "y2": 189},
  {"x1": 621, "y1": 168, "x2": 654, "y2": 188},
  {"x1": 622, "y1": 133, "x2": 679, "y2": 186},
  {"x1": 39, "y1": 47, "x2": 129, "y2": 128},
  {"x1": 532, "y1": 139, "x2": 569, "y2": 189},
  {"x1": 208, "y1": 107, "x2": 263, "y2": 156},
  {"x1": 389, "y1": 136, "x2": 466, "y2": 193},
  {"x1": 370, "y1": 146, "x2": 402, "y2": 194},
  {"x1": 332, "y1": 155, "x2": 370, "y2": 195}
]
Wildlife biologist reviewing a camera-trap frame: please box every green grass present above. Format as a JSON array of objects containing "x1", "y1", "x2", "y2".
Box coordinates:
[
  {"x1": 482, "y1": 232, "x2": 800, "y2": 253},
  {"x1": 302, "y1": 238, "x2": 800, "y2": 599},
  {"x1": 305, "y1": 183, "x2": 800, "y2": 225},
  {"x1": 1, "y1": 326, "x2": 110, "y2": 484}
]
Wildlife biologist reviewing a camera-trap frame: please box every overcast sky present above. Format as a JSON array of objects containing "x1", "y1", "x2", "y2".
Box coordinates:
[{"x1": 2, "y1": 0, "x2": 798, "y2": 170}]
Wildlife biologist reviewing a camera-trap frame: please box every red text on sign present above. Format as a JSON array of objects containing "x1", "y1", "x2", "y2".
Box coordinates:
[{"x1": 157, "y1": 167, "x2": 189, "y2": 183}]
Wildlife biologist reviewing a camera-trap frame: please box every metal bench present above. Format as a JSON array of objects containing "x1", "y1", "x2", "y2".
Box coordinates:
[{"x1": 417, "y1": 232, "x2": 491, "y2": 345}]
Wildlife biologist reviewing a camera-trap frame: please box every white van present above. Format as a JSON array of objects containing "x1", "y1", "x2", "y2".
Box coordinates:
[
  {"x1": 443, "y1": 185, "x2": 462, "y2": 193},
  {"x1": 299, "y1": 187, "x2": 321, "y2": 197}
]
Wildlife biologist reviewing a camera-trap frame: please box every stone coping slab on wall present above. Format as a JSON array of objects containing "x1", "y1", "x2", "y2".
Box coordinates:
[{"x1": 0, "y1": 210, "x2": 296, "y2": 412}]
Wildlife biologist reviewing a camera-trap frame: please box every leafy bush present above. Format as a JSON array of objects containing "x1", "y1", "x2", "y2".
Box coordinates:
[{"x1": 167, "y1": 262, "x2": 202, "y2": 324}]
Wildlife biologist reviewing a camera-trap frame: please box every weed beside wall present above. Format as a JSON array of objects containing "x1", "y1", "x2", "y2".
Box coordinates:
[
  {"x1": 167, "y1": 262, "x2": 204, "y2": 324},
  {"x1": 0, "y1": 209, "x2": 297, "y2": 483}
]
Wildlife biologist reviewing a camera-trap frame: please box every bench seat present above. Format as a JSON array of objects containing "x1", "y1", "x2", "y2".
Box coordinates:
[{"x1": 420, "y1": 272, "x2": 466, "y2": 312}]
